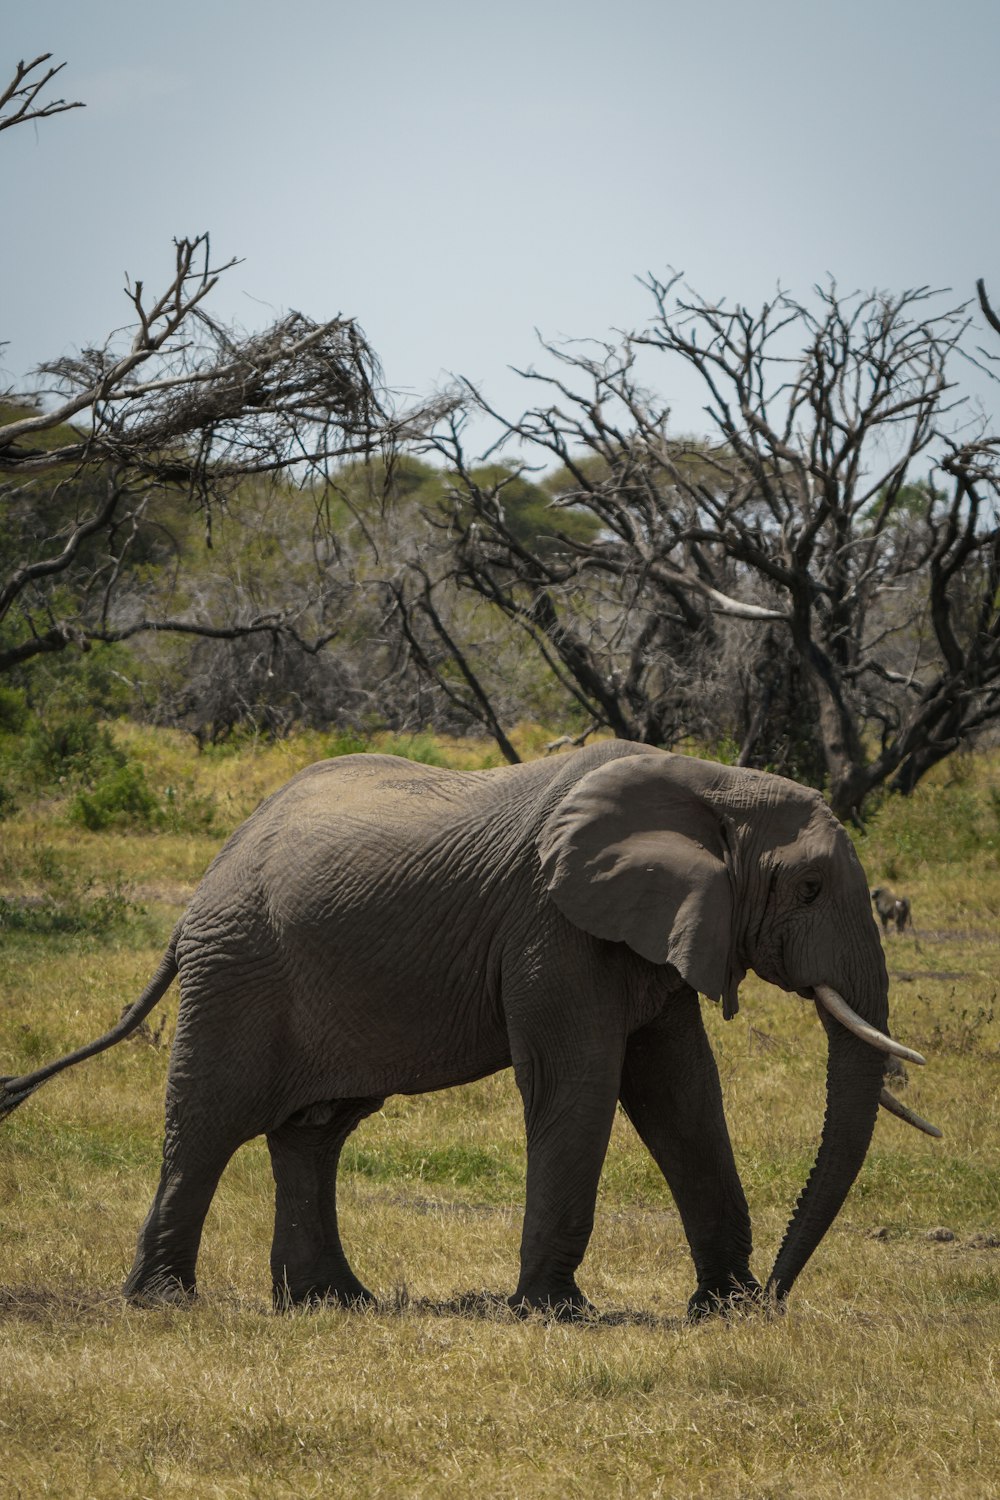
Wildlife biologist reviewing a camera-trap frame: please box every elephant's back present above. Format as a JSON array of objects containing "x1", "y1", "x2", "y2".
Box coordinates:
[
  {"x1": 214, "y1": 748, "x2": 602, "y2": 852},
  {"x1": 185, "y1": 741, "x2": 663, "y2": 925},
  {"x1": 242, "y1": 754, "x2": 506, "y2": 855},
  {"x1": 188, "y1": 754, "x2": 509, "y2": 926}
]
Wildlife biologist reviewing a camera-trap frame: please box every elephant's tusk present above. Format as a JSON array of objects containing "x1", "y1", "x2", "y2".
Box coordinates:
[
  {"x1": 813, "y1": 984, "x2": 926, "y2": 1066},
  {"x1": 879, "y1": 1086, "x2": 942, "y2": 1138}
]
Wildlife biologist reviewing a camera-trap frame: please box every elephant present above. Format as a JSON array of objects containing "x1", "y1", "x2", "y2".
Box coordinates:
[{"x1": 0, "y1": 742, "x2": 940, "y2": 1318}]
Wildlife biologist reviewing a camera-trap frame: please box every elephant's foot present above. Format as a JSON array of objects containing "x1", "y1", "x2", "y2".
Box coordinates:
[
  {"x1": 687, "y1": 1272, "x2": 764, "y2": 1322},
  {"x1": 123, "y1": 1269, "x2": 197, "y2": 1308},
  {"x1": 272, "y1": 1276, "x2": 376, "y2": 1313},
  {"x1": 508, "y1": 1279, "x2": 595, "y2": 1322}
]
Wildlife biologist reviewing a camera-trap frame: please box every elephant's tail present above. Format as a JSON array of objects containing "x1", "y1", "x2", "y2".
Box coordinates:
[{"x1": 0, "y1": 936, "x2": 179, "y2": 1123}]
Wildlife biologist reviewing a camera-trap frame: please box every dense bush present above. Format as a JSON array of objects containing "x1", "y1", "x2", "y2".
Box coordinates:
[
  {"x1": 856, "y1": 758, "x2": 1000, "y2": 877},
  {"x1": 0, "y1": 685, "x2": 29, "y2": 734},
  {"x1": 19, "y1": 712, "x2": 127, "y2": 788},
  {"x1": 0, "y1": 707, "x2": 219, "y2": 833},
  {"x1": 69, "y1": 761, "x2": 160, "y2": 831}
]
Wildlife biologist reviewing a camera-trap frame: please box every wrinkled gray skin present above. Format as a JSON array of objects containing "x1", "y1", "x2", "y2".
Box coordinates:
[{"x1": 1, "y1": 743, "x2": 897, "y2": 1317}]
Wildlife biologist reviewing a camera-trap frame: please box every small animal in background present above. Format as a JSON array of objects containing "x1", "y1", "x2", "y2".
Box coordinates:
[{"x1": 871, "y1": 886, "x2": 912, "y2": 934}]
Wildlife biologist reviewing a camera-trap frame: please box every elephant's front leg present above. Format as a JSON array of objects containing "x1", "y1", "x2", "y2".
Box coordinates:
[
  {"x1": 267, "y1": 1096, "x2": 382, "y2": 1309},
  {"x1": 509, "y1": 1019, "x2": 625, "y2": 1318},
  {"x1": 619, "y1": 991, "x2": 760, "y2": 1318}
]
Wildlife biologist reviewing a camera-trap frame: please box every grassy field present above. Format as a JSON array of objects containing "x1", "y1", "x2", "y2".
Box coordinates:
[{"x1": 1, "y1": 727, "x2": 998, "y2": 1498}]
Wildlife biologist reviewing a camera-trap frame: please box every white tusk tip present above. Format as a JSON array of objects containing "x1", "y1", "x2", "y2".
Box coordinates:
[
  {"x1": 813, "y1": 984, "x2": 927, "y2": 1067},
  {"x1": 879, "y1": 1087, "x2": 943, "y2": 1138}
]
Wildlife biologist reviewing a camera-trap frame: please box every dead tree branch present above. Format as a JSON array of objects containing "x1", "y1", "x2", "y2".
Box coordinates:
[
  {"x1": 0, "y1": 235, "x2": 393, "y2": 483},
  {"x1": 977, "y1": 278, "x2": 1000, "y2": 340},
  {"x1": 0, "y1": 54, "x2": 84, "y2": 133}
]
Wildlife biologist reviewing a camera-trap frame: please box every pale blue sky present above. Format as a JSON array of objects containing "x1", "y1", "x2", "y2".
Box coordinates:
[{"x1": 3, "y1": 0, "x2": 999, "y2": 439}]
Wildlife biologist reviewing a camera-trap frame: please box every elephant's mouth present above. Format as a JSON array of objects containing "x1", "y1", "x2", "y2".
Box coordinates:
[{"x1": 812, "y1": 983, "x2": 941, "y2": 1138}]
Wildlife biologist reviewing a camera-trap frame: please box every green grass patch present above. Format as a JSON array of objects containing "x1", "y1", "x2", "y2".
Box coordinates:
[
  {"x1": 0, "y1": 846, "x2": 141, "y2": 937},
  {"x1": 343, "y1": 1139, "x2": 522, "y2": 1193},
  {"x1": 3, "y1": 1112, "x2": 161, "y2": 1173}
]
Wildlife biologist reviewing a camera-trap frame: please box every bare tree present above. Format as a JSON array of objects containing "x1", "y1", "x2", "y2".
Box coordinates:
[
  {"x1": 1, "y1": 57, "x2": 432, "y2": 683},
  {"x1": 425, "y1": 278, "x2": 1000, "y2": 819}
]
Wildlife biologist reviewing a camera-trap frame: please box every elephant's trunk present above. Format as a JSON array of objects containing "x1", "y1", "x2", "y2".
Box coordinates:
[{"x1": 766, "y1": 1015, "x2": 885, "y2": 1302}]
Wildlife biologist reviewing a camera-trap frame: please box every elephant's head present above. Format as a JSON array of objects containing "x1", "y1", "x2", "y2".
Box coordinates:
[{"x1": 537, "y1": 746, "x2": 938, "y2": 1302}]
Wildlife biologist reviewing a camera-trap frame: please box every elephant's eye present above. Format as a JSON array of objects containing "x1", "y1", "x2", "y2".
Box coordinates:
[{"x1": 800, "y1": 874, "x2": 822, "y2": 906}]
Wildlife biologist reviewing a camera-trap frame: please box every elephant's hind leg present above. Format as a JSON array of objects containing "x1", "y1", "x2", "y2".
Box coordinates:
[
  {"x1": 267, "y1": 1096, "x2": 382, "y2": 1310},
  {"x1": 124, "y1": 1139, "x2": 236, "y2": 1305}
]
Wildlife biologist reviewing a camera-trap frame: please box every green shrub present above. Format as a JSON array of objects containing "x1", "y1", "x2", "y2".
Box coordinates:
[
  {"x1": 158, "y1": 781, "x2": 219, "y2": 835},
  {"x1": 7, "y1": 639, "x2": 137, "y2": 719},
  {"x1": 857, "y1": 776, "x2": 999, "y2": 873},
  {"x1": 325, "y1": 729, "x2": 370, "y2": 758},
  {"x1": 0, "y1": 685, "x2": 29, "y2": 734},
  {"x1": 382, "y1": 733, "x2": 449, "y2": 766},
  {"x1": 69, "y1": 761, "x2": 161, "y2": 831},
  {"x1": 324, "y1": 731, "x2": 455, "y2": 765},
  {"x1": 19, "y1": 712, "x2": 126, "y2": 788}
]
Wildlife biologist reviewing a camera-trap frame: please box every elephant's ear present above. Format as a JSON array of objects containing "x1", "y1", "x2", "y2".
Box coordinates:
[{"x1": 537, "y1": 752, "x2": 744, "y2": 1014}]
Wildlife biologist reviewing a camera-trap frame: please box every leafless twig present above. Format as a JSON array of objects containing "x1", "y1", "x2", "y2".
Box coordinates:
[{"x1": 0, "y1": 54, "x2": 84, "y2": 133}]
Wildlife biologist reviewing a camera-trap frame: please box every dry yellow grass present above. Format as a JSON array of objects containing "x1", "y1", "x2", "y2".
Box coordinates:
[{"x1": 1, "y1": 732, "x2": 998, "y2": 1497}]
